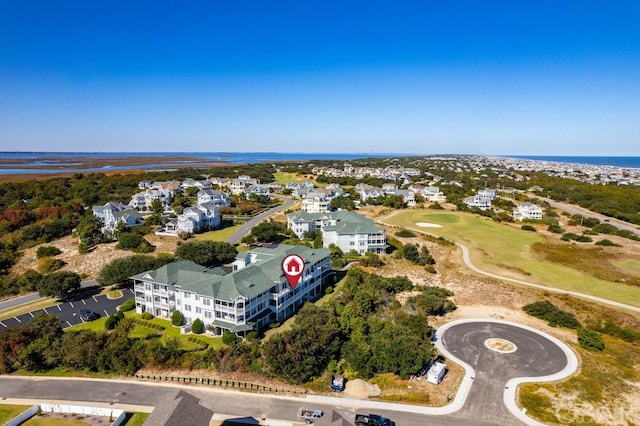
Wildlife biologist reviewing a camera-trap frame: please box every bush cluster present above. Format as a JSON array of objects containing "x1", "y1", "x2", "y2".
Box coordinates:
[
  {"x1": 134, "y1": 318, "x2": 165, "y2": 330},
  {"x1": 523, "y1": 301, "x2": 580, "y2": 329}
]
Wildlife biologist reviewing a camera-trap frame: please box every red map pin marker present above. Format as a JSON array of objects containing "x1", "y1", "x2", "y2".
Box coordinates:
[{"x1": 282, "y1": 254, "x2": 305, "y2": 289}]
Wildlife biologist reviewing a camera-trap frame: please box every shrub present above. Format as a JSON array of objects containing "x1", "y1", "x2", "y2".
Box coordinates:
[
  {"x1": 547, "y1": 224, "x2": 563, "y2": 234},
  {"x1": 222, "y1": 330, "x2": 237, "y2": 345},
  {"x1": 38, "y1": 257, "x2": 66, "y2": 273},
  {"x1": 395, "y1": 229, "x2": 417, "y2": 238},
  {"x1": 36, "y1": 245, "x2": 62, "y2": 258},
  {"x1": 171, "y1": 310, "x2": 184, "y2": 326},
  {"x1": 247, "y1": 331, "x2": 259, "y2": 341},
  {"x1": 192, "y1": 318, "x2": 204, "y2": 334},
  {"x1": 105, "y1": 314, "x2": 119, "y2": 330},
  {"x1": 523, "y1": 301, "x2": 580, "y2": 329},
  {"x1": 141, "y1": 312, "x2": 154, "y2": 320},
  {"x1": 118, "y1": 298, "x2": 136, "y2": 312},
  {"x1": 578, "y1": 328, "x2": 605, "y2": 351},
  {"x1": 325, "y1": 286, "x2": 334, "y2": 295},
  {"x1": 595, "y1": 239, "x2": 622, "y2": 247},
  {"x1": 521, "y1": 225, "x2": 537, "y2": 232}
]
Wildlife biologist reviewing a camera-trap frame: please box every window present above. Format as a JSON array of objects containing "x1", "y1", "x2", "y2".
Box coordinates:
[
  {"x1": 205, "y1": 311, "x2": 212, "y2": 319},
  {"x1": 184, "y1": 292, "x2": 191, "y2": 299},
  {"x1": 203, "y1": 298, "x2": 211, "y2": 306},
  {"x1": 184, "y1": 304, "x2": 192, "y2": 312},
  {"x1": 196, "y1": 307, "x2": 201, "y2": 313}
]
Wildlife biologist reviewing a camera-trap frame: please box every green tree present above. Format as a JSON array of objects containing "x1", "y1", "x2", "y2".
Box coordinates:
[
  {"x1": 250, "y1": 221, "x2": 288, "y2": 243},
  {"x1": 98, "y1": 255, "x2": 171, "y2": 287},
  {"x1": 175, "y1": 241, "x2": 238, "y2": 267},
  {"x1": 171, "y1": 310, "x2": 185, "y2": 326},
  {"x1": 192, "y1": 318, "x2": 204, "y2": 334},
  {"x1": 330, "y1": 196, "x2": 355, "y2": 211},
  {"x1": 37, "y1": 271, "x2": 81, "y2": 299},
  {"x1": 36, "y1": 245, "x2": 62, "y2": 258}
]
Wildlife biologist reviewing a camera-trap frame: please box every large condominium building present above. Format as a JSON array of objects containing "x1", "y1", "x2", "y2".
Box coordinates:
[
  {"x1": 287, "y1": 210, "x2": 387, "y2": 255},
  {"x1": 130, "y1": 244, "x2": 331, "y2": 337}
]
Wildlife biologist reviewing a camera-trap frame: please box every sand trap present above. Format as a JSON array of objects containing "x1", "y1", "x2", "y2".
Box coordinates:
[{"x1": 416, "y1": 222, "x2": 443, "y2": 228}]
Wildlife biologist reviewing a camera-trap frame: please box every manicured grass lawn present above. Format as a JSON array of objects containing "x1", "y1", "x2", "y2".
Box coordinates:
[
  {"x1": 24, "y1": 416, "x2": 93, "y2": 425},
  {"x1": 0, "y1": 404, "x2": 31, "y2": 424},
  {"x1": 67, "y1": 311, "x2": 225, "y2": 350},
  {"x1": 195, "y1": 221, "x2": 244, "y2": 242},
  {"x1": 384, "y1": 210, "x2": 640, "y2": 308},
  {"x1": 122, "y1": 412, "x2": 149, "y2": 426}
]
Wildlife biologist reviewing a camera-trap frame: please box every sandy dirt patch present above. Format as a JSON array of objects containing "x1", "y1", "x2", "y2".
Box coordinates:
[
  {"x1": 415, "y1": 222, "x2": 443, "y2": 228},
  {"x1": 344, "y1": 379, "x2": 381, "y2": 399}
]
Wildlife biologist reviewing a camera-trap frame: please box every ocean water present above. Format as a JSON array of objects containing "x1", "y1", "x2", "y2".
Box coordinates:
[{"x1": 506, "y1": 155, "x2": 640, "y2": 169}]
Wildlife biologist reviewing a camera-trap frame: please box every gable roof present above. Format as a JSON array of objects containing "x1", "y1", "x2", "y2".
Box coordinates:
[{"x1": 130, "y1": 245, "x2": 329, "y2": 302}]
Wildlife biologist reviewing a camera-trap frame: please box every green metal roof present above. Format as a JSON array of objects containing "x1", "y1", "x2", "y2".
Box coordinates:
[
  {"x1": 130, "y1": 244, "x2": 329, "y2": 303},
  {"x1": 288, "y1": 210, "x2": 384, "y2": 235}
]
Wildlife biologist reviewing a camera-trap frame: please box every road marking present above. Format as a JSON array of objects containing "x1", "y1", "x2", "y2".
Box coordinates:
[
  {"x1": 0, "y1": 321, "x2": 6, "y2": 327},
  {"x1": 104, "y1": 310, "x2": 109, "y2": 316},
  {"x1": 57, "y1": 304, "x2": 62, "y2": 311},
  {"x1": 66, "y1": 321, "x2": 72, "y2": 327},
  {"x1": 82, "y1": 299, "x2": 86, "y2": 305},
  {"x1": 29, "y1": 312, "x2": 34, "y2": 317},
  {"x1": 14, "y1": 316, "x2": 21, "y2": 323},
  {"x1": 93, "y1": 296, "x2": 98, "y2": 303},
  {"x1": 43, "y1": 307, "x2": 48, "y2": 314},
  {"x1": 70, "y1": 302, "x2": 74, "y2": 308}
]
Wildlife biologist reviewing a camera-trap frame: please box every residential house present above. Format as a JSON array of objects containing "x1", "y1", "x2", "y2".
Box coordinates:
[
  {"x1": 287, "y1": 210, "x2": 387, "y2": 255},
  {"x1": 180, "y1": 178, "x2": 212, "y2": 191},
  {"x1": 197, "y1": 189, "x2": 231, "y2": 208},
  {"x1": 477, "y1": 189, "x2": 497, "y2": 200},
  {"x1": 176, "y1": 202, "x2": 221, "y2": 234},
  {"x1": 131, "y1": 244, "x2": 331, "y2": 336},
  {"x1": 129, "y1": 189, "x2": 173, "y2": 210},
  {"x1": 513, "y1": 202, "x2": 543, "y2": 221},
  {"x1": 464, "y1": 195, "x2": 492, "y2": 211},
  {"x1": 92, "y1": 202, "x2": 144, "y2": 233}
]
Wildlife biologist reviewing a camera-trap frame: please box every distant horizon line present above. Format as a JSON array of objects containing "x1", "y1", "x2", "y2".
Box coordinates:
[{"x1": 0, "y1": 151, "x2": 637, "y2": 158}]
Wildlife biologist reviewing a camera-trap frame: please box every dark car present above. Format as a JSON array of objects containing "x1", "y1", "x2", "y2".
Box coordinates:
[{"x1": 80, "y1": 309, "x2": 99, "y2": 321}]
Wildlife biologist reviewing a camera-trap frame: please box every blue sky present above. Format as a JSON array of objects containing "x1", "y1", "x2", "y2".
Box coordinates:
[{"x1": 1, "y1": 1, "x2": 638, "y2": 155}]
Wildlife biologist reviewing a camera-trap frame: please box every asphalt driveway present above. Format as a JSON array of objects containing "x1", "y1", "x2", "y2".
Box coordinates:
[{"x1": 0, "y1": 288, "x2": 134, "y2": 330}]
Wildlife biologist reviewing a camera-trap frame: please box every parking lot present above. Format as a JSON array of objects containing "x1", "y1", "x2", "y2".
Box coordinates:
[{"x1": 0, "y1": 288, "x2": 134, "y2": 330}]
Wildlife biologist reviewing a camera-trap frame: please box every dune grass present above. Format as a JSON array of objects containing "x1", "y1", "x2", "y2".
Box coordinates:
[{"x1": 383, "y1": 210, "x2": 640, "y2": 308}]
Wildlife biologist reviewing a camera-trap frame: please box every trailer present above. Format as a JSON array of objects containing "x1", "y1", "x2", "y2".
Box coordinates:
[{"x1": 427, "y1": 361, "x2": 447, "y2": 384}]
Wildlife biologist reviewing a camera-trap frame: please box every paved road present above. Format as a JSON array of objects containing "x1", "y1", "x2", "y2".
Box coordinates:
[
  {"x1": 0, "y1": 319, "x2": 577, "y2": 426},
  {"x1": 225, "y1": 195, "x2": 295, "y2": 244},
  {"x1": 436, "y1": 320, "x2": 577, "y2": 426},
  {"x1": 0, "y1": 280, "x2": 100, "y2": 312},
  {"x1": 531, "y1": 195, "x2": 640, "y2": 237},
  {"x1": 457, "y1": 242, "x2": 640, "y2": 314}
]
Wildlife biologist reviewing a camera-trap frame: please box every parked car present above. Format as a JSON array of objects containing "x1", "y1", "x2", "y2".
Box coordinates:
[
  {"x1": 80, "y1": 309, "x2": 99, "y2": 321},
  {"x1": 298, "y1": 408, "x2": 324, "y2": 424},
  {"x1": 355, "y1": 414, "x2": 395, "y2": 426}
]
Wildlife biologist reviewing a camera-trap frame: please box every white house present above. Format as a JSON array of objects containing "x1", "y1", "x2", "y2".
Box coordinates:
[
  {"x1": 197, "y1": 189, "x2": 231, "y2": 208},
  {"x1": 513, "y1": 202, "x2": 543, "y2": 221},
  {"x1": 92, "y1": 202, "x2": 144, "y2": 233},
  {"x1": 176, "y1": 202, "x2": 222, "y2": 234},
  {"x1": 464, "y1": 195, "x2": 492, "y2": 211},
  {"x1": 287, "y1": 210, "x2": 387, "y2": 255},
  {"x1": 477, "y1": 189, "x2": 497, "y2": 200},
  {"x1": 131, "y1": 244, "x2": 331, "y2": 337},
  {"x1": 129, "y1": 189, "x2": 173, "y2": 210}
]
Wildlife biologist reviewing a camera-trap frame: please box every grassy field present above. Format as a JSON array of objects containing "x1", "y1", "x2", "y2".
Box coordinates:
[
  {"x1": 195, "y1": 221, "x2": 244, "y2": 242},
  {"x1": 382, "y1": 210, "x2": 640, "y2": 308},
  {"x1": 122, "y1": 412, "x2": 149, "y2": 426},
  {"x1": 273, "y1": 171, "x2": 321, "y2": 186},
  {"x1": 0, "y1": 404, "x2": 31, "y2": 424}
]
